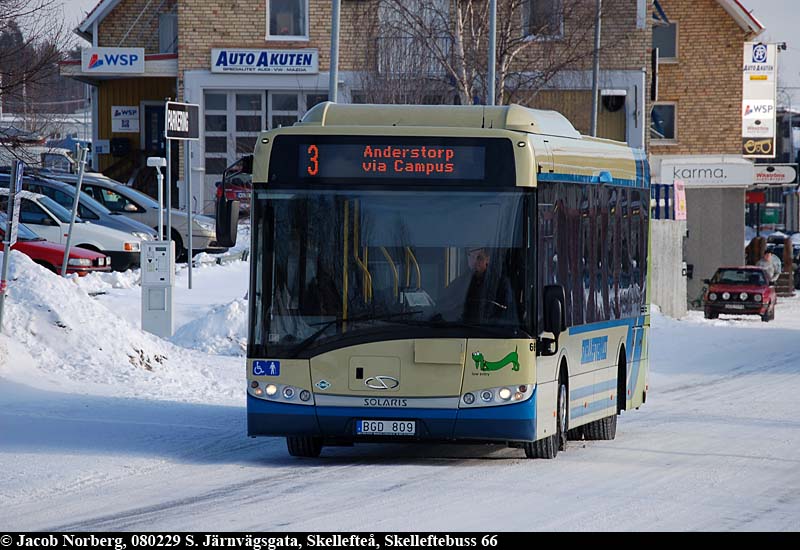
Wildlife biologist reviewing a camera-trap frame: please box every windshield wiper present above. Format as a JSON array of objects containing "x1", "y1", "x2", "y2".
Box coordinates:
[{"x1": 290, "y1": 310, "x2": 422, "y2": 357}]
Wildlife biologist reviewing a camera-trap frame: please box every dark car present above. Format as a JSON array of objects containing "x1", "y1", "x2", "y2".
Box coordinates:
[
  {"x1": 703, "y1": 266, "x2": 777, "y2": 322},
  {"x1": 0, "y1": 212, "x2": 111, "y2": 276},
  {"x1": 0, "y1": 173, "x2": 159, "y2": 241}
]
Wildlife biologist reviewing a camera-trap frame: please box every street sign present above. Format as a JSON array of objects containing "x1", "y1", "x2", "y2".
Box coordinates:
[
  {"x1": 165, "y1": 101, "x2": 200, "y2": 140},
  {"x1": 742, "y1": 42, "x2": 778, "y2": 159},
  {"x1": 753, "y1": 163, "x2": 798, "y2": 186}
]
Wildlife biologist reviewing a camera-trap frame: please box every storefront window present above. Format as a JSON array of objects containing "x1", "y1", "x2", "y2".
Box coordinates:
[{"x1": 268, "y1": 0, "x2": 308, "y2": 39}]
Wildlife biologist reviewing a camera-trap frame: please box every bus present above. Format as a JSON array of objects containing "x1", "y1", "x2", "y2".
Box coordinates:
[{"x1": 242, "y1": 103, "x2": 650, "y2": 459}]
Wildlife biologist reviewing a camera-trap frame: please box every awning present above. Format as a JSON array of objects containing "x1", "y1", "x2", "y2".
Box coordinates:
[{"x1": 59, "y1": 53, "x2": 178, "y2": 85}]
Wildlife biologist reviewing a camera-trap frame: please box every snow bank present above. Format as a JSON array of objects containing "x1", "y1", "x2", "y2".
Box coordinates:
[
  {"x1": 171, "y1": 298, "x2": 248, "y2": 356},
  {"x1": 1, "y1": 250, "x2": 241, "y2": 405}
]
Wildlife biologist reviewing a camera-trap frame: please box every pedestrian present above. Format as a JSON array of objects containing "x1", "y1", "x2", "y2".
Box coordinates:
[{"x1": 757, "y1": 249, "x2": 781, "y2": 283}]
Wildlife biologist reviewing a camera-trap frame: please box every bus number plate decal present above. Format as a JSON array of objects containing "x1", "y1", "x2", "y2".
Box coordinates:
[{"x1": 356, "y1": 420, "x2": 416, "y2": 436}]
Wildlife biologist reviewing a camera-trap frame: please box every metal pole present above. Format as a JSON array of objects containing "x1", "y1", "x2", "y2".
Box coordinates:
[
  {"x1": 590, "y1": 0, "x2": 602, "y2": 137},
  {"x1": 186, "y1": 140, "x2": 193, "y2": 289},
  {"x1": 488, "y1": 0, "x2": 497, "y2": 105},
  {"x1": 60, "y1": 147, "x2": 89, "y2": 277},
  {"x1": 165, "y1": 136, "x2": 171, "y2": 241},
  {"x1": 0, "y1": 161, "x2": 23, "y2": 332},
  {"x1": 158, "y1": 148, "x2": 164, "y2": 241},
  {"x1": 329, "y1": 0, "x2": 341, "y2": 102}
]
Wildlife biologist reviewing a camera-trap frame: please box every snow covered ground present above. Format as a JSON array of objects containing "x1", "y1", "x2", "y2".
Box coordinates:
[{"x1": 1, "y1": 232, "x2": 799, "y2": 531}]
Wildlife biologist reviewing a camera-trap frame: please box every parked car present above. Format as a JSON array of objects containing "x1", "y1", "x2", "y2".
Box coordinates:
[
  {"x1": 0, "y1": 189, "x2": 142, "y2": 271},
  {"x1": 0, "y1": 212, "x2": 111, "y2": 276},
  {"x1": 216, "y1": 155, "x2": 252, "y2": 215},
  {"x1": 703, "y1": 266, "x2": 776, "y2": 322},
  {"x1": 41, "y1": 170, "x2": 225, "y2": 261},
  {"x1": 0, "y1": 173, "x2": 158, "y2": 243},
  {"x1": 0, "y1": 145, "x2": 77, "y2": 172}
]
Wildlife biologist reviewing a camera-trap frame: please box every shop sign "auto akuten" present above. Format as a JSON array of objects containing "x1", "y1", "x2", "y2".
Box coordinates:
[{"x1": 211, "y1": 49, "x2": 319, "y2": 74}]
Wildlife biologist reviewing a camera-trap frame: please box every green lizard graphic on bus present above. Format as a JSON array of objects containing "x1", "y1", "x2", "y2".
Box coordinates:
[{"x1": 472, "y1": 347, "x2": 520, "y2": 372}]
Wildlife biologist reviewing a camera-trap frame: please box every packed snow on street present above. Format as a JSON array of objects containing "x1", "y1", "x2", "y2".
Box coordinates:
[{"x1": 1, "y1": 229, "x2": 799, "y2": 532}]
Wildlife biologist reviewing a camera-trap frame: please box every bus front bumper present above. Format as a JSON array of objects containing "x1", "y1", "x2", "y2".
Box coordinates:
[{"x1": 247, "y1": 392, "x2": 537, "y2": 443}]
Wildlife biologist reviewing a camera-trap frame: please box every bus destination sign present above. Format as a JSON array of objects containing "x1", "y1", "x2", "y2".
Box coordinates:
[{"x1": 299, "y1": 143, "x2": 486, "y2": 180}]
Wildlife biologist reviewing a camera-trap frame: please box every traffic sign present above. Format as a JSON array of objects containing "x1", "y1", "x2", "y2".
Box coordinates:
[{"x1": 165, "y1": 101, "x2": 200, "y2": 140}]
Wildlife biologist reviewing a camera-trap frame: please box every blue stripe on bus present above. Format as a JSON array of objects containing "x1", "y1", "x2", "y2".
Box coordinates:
[
  {"x1": 568, "y1": 317, "x2": 637, "y2": 336},
  {"x1": 570, "y1": 378, "x2": 616, "y2": 400},
  {"x1": 537, "y1": 172, "x2": 642, "y2": 188},
  {"x1": 571, "y1": 398, "x2": 614, "y2": 419}
]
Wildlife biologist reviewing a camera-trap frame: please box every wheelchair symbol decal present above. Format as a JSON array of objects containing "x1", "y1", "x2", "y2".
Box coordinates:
[{"x1": 253, "y1": 360, "x2": 280, "y2": 376}]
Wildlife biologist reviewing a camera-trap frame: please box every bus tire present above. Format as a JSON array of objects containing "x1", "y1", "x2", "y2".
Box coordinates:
[
  {"x1": 286, "y1": 436, "x2": 322, "y2": 457},
  {"x1": 583, "y1": 414, "x2": 617, "y2": 441},
  {"x1": 524, "y1": 371, "x2": 568, "y2": 459}
]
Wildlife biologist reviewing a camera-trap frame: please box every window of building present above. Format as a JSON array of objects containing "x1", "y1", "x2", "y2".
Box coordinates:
[
  {"x1": 650, "y1": 103, "x2": 676, "y2": 142},
  {"x1": 652, "y1": 22, "x2": 677, "y2": 61},
  {"x1": 524, "y1": 0, "x2": 563, "y2": 39},
  {"x1": 159, "y1": 13, "x2": 178, "y2": 53},
  {"x1": 267, "y1": 0, "x2": 308, "y2": 40}
]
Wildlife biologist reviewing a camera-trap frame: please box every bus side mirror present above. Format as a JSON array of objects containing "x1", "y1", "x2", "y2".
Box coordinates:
[
  {"x1": 216, "y1": 197, "x2": 239, "y2": 247},
  {"x1": 539, "y1": 285, "x2": 565, "y2": 355}
]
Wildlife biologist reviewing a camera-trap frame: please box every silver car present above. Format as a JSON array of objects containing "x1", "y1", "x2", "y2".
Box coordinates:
[{"x1": 44, "y1": 171, "x2": 226, "y2": 261}]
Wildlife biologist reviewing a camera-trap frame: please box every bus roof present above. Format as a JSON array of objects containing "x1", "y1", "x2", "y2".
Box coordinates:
[{"x1": 300, "y1": 102, "x2": 582, "y2": 140}]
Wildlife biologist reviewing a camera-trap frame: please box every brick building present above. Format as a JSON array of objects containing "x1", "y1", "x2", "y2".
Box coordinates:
[
  {"x1": 647, "y1": 0, "x2": 764, "y2": 303},
  {"x1": 62, "y1": 0, "x2": 658, "y2": 214}
]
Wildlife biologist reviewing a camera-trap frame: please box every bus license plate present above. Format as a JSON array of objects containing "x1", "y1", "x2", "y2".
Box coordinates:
[{"x1": 356, "y1": 420, "x2": 416, "y2": 436}]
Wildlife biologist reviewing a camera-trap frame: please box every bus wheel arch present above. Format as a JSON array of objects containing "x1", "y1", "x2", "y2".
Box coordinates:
[{"x1": 617, "y1": 345, "x2": 627, "y2": 414}]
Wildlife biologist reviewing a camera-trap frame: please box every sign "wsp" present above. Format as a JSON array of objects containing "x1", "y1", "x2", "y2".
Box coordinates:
[{"x1": 81, "y1": 48, "x2": 145, "y2": 74}]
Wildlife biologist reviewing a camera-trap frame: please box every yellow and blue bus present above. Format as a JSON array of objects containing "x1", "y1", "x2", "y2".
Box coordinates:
[{"x1": 245, "y1": 103, "x2": 649, "y2": 458}]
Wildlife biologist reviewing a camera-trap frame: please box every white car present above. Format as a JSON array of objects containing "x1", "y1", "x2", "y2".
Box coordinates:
[
  {"x1": 0, "y1": 189, "x2": 142, "y2": 271},
  {"x1": 42, "y1": 171, "x2": 225, "y2": 261}
]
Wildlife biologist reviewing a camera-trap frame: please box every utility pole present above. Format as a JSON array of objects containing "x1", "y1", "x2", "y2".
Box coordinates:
[
  {"x1": 488, "y1": 0, "x2": 497, "y2": 105},
  {"x1": 590, "y1": 0, "x2": 602, "y2": 136},
  {"x1": 329, "y1": 0, "x2": 341, "y2": 102}
]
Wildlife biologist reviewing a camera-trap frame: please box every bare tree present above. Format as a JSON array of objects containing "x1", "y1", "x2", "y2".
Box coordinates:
[
  {"x1": 1, "y1": 0, "x2": 74, "y2": 154},
  {"x1": 353, "y1": 0, "x2": 631, "y2": 106}
]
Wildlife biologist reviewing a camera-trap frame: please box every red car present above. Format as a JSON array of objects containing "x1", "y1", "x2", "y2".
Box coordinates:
[
  {"x1": 0, "y1": 213, "x2": 111, "y2": 276},
  {"x1": 703, "y1": 266, "x2": 776, "y2": 322}
]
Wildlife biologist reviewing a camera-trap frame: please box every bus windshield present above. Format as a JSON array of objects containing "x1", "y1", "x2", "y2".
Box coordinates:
[{"x1": 250, "y1": 188, "x2": 531, "y2": 357}]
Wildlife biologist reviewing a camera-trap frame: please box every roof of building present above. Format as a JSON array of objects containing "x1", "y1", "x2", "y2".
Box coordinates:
[
  {"x1": 717, "y1": 0, "x2": 765, "y2": 36},
  {"x1": 75, "y1": 0, "x2": 122, "y2": 42}
]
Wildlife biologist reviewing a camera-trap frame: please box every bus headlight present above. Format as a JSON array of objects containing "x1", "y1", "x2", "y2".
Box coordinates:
[
  {"x1": 299, "y1": 390, "x2": 311, "y2": 402},
  {"x1": 282, "y1": 386, "x2": 295, "y2": 399},
  {"x1": 265, "y1": 384, "x2": 278, "y2": 396},
  {"x1": 462, "y1": 385, "x2": 534, "y2": 408}
]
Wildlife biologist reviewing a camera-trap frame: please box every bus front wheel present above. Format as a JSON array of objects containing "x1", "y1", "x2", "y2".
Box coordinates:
[
  {"x1": 286, "y1": 436, "x2": 322, "y2": 458},
  {"x1": 524, "y1": 378, "x2": 567, "y2": 459}
]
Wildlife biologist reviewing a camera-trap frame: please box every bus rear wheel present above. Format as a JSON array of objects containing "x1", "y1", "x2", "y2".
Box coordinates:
[
  {"x1": 286, "y1": 436, "x2": 322, "y2": 458},
  {"x1": 583, "y1": 414, "x2": 617, "y2": 440}
]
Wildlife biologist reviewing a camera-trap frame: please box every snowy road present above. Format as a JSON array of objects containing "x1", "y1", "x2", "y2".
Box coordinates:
[{"x1": 1, "y1": 250, "x2": 799, "y2": 531}]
